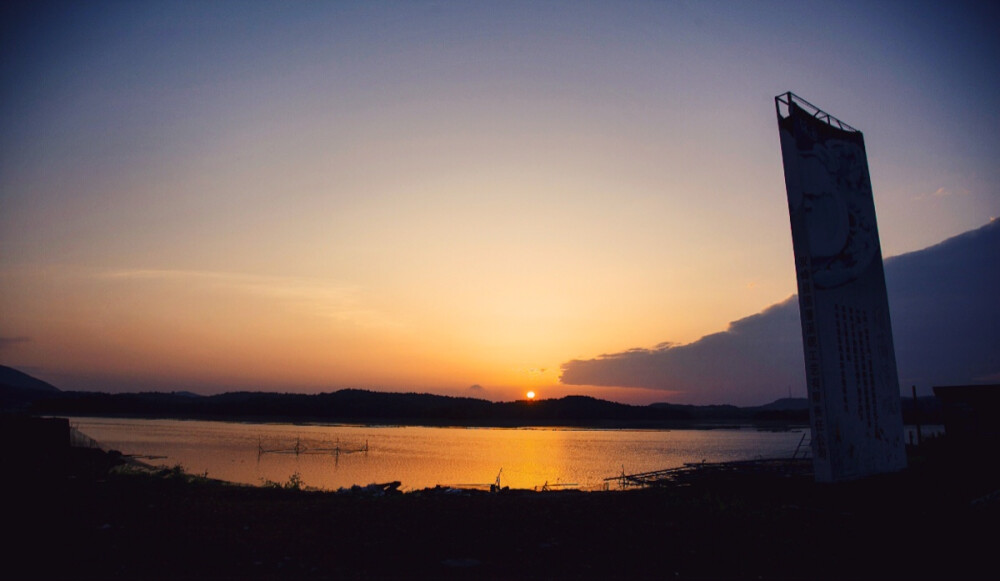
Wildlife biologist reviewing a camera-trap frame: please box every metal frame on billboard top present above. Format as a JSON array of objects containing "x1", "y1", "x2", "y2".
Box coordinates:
[{"x1": 775, "y1": 92, "x2": 859, "y2": 133}]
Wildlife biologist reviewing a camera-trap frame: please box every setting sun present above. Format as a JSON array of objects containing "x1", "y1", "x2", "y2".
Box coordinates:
[{"x1": 526, "y1": 391, "x2": 536, "y2": 400}]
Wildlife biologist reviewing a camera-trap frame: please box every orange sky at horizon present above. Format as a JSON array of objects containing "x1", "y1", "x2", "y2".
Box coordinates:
[{"x1": 1, "y1": 262, "x2": 694, "y2": 403}]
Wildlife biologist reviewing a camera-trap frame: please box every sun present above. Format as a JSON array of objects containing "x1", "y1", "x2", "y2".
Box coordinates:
[{"x1": 526, "y1": 391, "x2": 536, "y2": 400}]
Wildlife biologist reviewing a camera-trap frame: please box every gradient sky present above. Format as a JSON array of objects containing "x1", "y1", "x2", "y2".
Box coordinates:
[{"x1": 2, "y1": 1, "x2": 998, "y2": 404}]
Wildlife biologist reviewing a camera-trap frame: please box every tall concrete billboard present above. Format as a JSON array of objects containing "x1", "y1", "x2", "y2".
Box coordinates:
[{"x1": 775, "y1": 92, "x2": 906, "y2": 482}]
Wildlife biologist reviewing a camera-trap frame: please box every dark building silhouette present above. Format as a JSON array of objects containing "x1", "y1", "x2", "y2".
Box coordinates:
[{"x1": 933, "y1": 384, "x2": 1000, "y2": 454}]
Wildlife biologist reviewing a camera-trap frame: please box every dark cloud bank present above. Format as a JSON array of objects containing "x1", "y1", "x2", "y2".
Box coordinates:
[{"x1": 560, "y1": 220, "x2": 1000, "y2": 405}]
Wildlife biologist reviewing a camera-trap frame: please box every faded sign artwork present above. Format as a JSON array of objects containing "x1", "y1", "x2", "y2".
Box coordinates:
[{"x1": 775, "y1": 93, "x2": 906, "y2": 482}]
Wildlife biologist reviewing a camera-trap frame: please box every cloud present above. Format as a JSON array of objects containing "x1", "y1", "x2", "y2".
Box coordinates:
[
  {"x1": 879, "y1": 222, "x2": 1000, "y2": 390},
  {"x1": 560, "y1": 220, "x2": 1000, "y2": 405},
  {"x1": 560, "y1": 299, "x2": 804, "y2": 406}
]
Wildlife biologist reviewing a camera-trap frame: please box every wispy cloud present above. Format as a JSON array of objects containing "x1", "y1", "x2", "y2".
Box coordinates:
[{"x1": 100, "y1": 269, "x2": 401, "y2": 330}]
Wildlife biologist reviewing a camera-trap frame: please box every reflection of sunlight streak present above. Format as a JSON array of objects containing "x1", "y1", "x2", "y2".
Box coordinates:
[{"x1": 100, "y1": 268, "x2": 401, "y2": 329}]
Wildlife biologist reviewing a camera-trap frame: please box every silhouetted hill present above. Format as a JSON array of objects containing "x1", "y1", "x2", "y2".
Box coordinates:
[
  {"x1": 494, "y1": 395, "x2": 689, "y2": 423},
  {"x1": 756, "y1": 398, "x2": 808, "y2": 411},
  {"x1": 17, "y1": 383, "x2": 811, "y2": 425},
  {"x1": 647, "y1": 398, "x2": 814, "y2": 422},
  {"x1": 648, "y1": 402, "x2": 744, "y2": 420},
  {"x1": 0, "y1": 365, "x2": 60, "y2": 392},
  {"x1": 2, "y1": 365, "x2": 940, "y2": 426},
  {"x1": 0, "y1": 365, "x2": 62, "y2": 412},
  {"x1": 28, "y1": 389, "x2": 694, "y2": 426}
]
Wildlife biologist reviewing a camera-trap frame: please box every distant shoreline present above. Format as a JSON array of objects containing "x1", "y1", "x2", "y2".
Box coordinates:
[
  {"x1": 14, "y1": 386, "x2": 819, "y2": 425},
  {"x1": 4, "y1": 365, "x2": 943, "y2": 429},
  {"x1": 57, "y1": 410, "x2": 812, "y2": 431}
]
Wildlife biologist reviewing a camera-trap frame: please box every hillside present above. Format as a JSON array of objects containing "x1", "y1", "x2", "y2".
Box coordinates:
[{"x1": 0, "y1": 365, "x2": 60, "y2": 392}]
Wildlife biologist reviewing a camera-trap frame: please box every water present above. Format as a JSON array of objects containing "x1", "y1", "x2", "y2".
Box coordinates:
[{"x1": 68, "y1": 417, "x2": 808, "y2": 491}]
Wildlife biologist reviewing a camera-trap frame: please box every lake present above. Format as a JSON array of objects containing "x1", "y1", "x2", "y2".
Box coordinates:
[{"x1": 67, "y1": 417, "x2": 812, "y2": 491}]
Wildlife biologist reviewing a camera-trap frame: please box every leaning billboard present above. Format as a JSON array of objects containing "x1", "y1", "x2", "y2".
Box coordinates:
[{"x1": 776, "y1": 92, "x2": 906, "y2": 482}]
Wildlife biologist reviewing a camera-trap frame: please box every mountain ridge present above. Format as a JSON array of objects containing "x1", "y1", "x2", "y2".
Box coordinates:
[
  {"x1": 0, "y1": 365, "x2": 61, "y2": 392},
  {"x1": 2, "y1": 365, "x2": 940, "y2": 426}
]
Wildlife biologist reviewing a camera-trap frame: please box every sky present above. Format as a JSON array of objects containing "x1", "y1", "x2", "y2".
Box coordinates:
[{"x1": 2, "y1": 1, "x2": 998, "y2": 404}]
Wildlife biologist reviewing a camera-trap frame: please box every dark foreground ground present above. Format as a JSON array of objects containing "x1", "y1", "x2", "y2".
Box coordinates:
[{"x1": 5, "y1": 439, "x2": 998, "y2": 580}]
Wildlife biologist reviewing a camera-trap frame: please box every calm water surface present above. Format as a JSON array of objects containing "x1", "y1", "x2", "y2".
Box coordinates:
[{"x1": 69, "y1": 417, "x2": 808, "y2": 491}]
